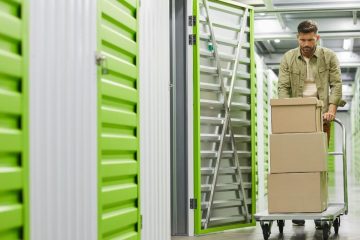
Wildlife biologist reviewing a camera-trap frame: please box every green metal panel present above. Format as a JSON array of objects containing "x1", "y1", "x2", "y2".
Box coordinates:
[
  {"x1": 193, "y1": 0, "x2": 255, "y2": 234},
  {"x1": 0, "y1": 0, "x2": 28, "y2": 239},
  {"x1": 249, "y1": 8, "x2": 256, "y2": 223},
  {"x1": 97, "y1": 0, "x2": 140, "y2": 239},
  {"x1": 327, "y1": 123, "x2": 335, "y2": 186},
  {"x1": 328, "y1": 123, "x2": 335, "y2": 172},
  {"x1": 193, "y1": 0, "x2": 202, "y2": 234}
]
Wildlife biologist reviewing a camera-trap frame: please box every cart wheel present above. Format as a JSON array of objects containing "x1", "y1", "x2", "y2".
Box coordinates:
[
  {"x1": 261, "y1": 223, "x2": 271, "y2": 240},
  {"x1": 277, "y1": 220, "x2": 284, "y2": 234},
  {"x1": 322, "y1": 222, "x2": 330, "y2": 240},
  {"x1": 333, "y1": 217, "x2": 340, "y2": 234}
]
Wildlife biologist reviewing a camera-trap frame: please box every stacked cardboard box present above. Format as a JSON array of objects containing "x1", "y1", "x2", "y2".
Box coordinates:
[{"x1": 268, "y1": 97, "x2": 328, "y2": 213}]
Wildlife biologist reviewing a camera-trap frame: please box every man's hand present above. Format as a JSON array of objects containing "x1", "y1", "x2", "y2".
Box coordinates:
[
  {"x1": 323, "y1": 104, "x2": 337, "y2": 122},
  {"x1": 323, "y1": 112, "x2": 335, "y2": 122}
]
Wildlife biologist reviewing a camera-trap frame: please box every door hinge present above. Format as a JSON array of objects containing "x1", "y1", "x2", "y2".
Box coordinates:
[
  {"x1": 188, "y1": 15, "x2": 196, "y2": 26},
  {"x1": 189, "y1": 34, "x2": 196, "y2": 45},
  {"x1": 190, "y1": 198, "x2": 197, "y2": 209},
  {"x1": 140, "y1": 214, "x2": 143, "y2": 229}
]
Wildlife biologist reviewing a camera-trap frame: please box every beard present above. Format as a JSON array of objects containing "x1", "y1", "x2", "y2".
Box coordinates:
[{"x1": 301, "y1": 46, "x2": 315, "y2": 54}]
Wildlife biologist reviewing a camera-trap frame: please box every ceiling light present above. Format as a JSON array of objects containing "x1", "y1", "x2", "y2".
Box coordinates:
[
  {"x1": 274, "y1": 39, "x2": 281, "y2": 43},
  {"x1": 343, "y1": 38, "x2": 352, "y2": 51},
  {"x1": 259, "y1": 13, "x2": 266, "y2": 16}
]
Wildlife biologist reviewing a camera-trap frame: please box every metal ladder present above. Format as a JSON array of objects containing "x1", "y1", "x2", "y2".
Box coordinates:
[{"x1": 198, "y1": 0, "x2": 252, "y2": 229}]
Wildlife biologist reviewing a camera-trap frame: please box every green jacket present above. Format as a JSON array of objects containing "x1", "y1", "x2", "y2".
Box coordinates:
[{"x1": 278, "y1": 46, "x2": 344, "y2": 113}]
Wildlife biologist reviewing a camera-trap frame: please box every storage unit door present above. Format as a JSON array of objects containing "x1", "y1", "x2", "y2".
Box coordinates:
[
  {"x1": 0, "y1": 0, "x2": 28, "y2": 239},
  {"x1": 97, "y1": 0, "x2": 140, "y2": 239},
  {"x1": 193, "y1": 0, "x2": 256, "y2": 234}
]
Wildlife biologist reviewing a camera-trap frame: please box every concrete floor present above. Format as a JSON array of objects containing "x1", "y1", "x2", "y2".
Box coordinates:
[{"x1": 172, "y1": 172, "x2": 360, "y2": 240}]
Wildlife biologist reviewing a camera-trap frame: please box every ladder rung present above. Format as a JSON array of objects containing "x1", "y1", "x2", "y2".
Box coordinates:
[
  {"x1": 201, "y1": 166, "x2": 252, "y2": 175},
  {"x1": 199, "y1": 1, "x2": 246, "y2": 16},
  {"x1": 201, "y1": 182, "x2": 252, "y2": 192},
  {"x1": 201, "y1": 198, "x2": 252, "y2": 209},
  {"x1": 200, "y1": 33, "x2": 250, "y2": 48},
  {"x1": 201, "y1": 215, "x2": 247, "y2": 225},
  {"x1": 200, "y1": 82, "x2": 251, "y2": 95},
  {"x1": 200, "y1": 99, "x2": 250, "y2": 110},
  {"x1": 200, "y1": 133, "x2": 251, "y2": 142},
  {"x1": 199, "y1": 16, "x2": 250, "y2": 32},
  {"x1": 200, "y1": 116, "x2": 251, "y2": 126},
  {"x1": 201, "y1": 150, "x2": 251, "y2": 158},
  {"x1": 200, "y1": 65, "x2": 251, "y2": 79},
  {"x1": 200, "y1": 49, "x2": 251, "y2": 64}
]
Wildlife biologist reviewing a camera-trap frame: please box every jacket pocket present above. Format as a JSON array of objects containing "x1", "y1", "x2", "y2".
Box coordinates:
[
  {"x1": 319, "y1": 67, "x2": 329, "y2": 84},
  {"x1": 290, "y1": 69, "x2": 300, "y2": 95}
]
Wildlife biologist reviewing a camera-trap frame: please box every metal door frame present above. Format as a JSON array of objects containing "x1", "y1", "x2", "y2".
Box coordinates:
[
  {"x1": 192, "y1": 0, "x2": 256, "y2": 234},
  {"x1": 170, "y1": 0, "x2": 190, "y2": 235}
]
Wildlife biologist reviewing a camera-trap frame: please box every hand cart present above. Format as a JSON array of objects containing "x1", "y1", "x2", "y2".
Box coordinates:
[{"x1": 254, "y1": 118, "x2": 348, "y2": 240}]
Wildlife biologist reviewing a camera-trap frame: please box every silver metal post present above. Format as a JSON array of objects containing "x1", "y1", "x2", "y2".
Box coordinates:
[{"x1": 333, "y1": 118, "x2": 348, "y2": 214}]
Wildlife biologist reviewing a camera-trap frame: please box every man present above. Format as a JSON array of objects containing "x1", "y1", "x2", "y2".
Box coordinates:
[{"x1": 277, "y1": 20, "x2": 345, "y2": 227}]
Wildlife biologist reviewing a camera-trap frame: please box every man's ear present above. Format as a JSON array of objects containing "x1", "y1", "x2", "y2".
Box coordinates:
[{"x1": 316, "y1": 35, "x2": 320, "y2": 41}]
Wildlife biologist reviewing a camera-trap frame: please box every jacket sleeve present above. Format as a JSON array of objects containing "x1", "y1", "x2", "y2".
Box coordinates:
[
  {"x1": 328, "y1": 52, "x2": 343, "y2": 106},
  {"x1": 278, "y1": 54, "x2": 291, "y2": 98}
]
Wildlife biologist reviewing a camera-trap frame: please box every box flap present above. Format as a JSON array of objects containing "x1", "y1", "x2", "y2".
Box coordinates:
[{"x1": 270, "y1": 97, "x2": 323, "y2": 107}]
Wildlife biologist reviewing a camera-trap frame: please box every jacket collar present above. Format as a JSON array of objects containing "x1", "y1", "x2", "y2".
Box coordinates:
[{"x1": 296, "y1": 46, "x2": 321, "y2": 59}]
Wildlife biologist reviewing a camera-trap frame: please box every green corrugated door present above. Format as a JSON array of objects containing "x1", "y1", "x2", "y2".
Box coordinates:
[
  {"x1": 97, "y1": 0, "x2": 140, "y2": 239},
  {"x1": 193, "y1": 0, "x2": 256, "y2": 234},
  {"x1": 0, "y1": 0, "x2": 28, "y2": 239}
]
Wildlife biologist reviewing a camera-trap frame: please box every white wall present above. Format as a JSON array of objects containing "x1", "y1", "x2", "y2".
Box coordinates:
[
  {"x1": 139, "y1": 1, "x2": 172, "y2": 240},
  {"x1": 29, "y1": 1, "x2": 98, "y2": 239}
]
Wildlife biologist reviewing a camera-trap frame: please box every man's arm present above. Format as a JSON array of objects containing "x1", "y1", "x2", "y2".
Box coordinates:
[
  {"x1": 278, "y1": 55, "x2": 291, "y2": 98},
  {"x1": 324, "y1": 52, "x2": 342, "y2": 121},
  {"x1": 323, "y1": 104, "x2": 337, "y2": 122}
]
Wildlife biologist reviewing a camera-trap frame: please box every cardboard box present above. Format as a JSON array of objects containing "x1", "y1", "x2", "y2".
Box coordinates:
[
  {"x1": 270, "y1": 97, "x2": 323, "y2": 133},
  {"x1": 270, "y1": 132, "x2": 328, "y2": 173},
  {"x1": 268, "y1": 172, "x2": 328, "y2": 213}
]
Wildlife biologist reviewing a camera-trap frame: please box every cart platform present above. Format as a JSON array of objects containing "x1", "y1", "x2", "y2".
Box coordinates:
[{"x1": 255, "y1": 203, "x2": 345, "y2": 221}]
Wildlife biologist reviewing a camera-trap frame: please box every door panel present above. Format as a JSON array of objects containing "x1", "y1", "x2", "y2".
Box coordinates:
[
  {"x1": 193, "y1": 0, "x2": 256, "y2": 234},
  {"x1": 0, "y1": 0, "x2": 28, "y2": 239},
  {"x1": 97, "y1": 0, "x2": 140, "y2": 239}
]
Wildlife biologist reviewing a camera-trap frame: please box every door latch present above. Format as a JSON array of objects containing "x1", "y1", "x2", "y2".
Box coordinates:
[{"x1": 95, "y1": 52, "x2": 108, "y2": 74}]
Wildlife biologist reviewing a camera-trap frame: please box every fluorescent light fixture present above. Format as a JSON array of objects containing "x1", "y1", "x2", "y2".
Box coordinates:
[
  {"x1": 274, "y1": 39, "x2": 281, "y2": 43},
  {"x1": 343, "y1": 38, "x2": 353, "y2": 50},
  {"x1": 259, "y1": 13, "x2": 266, "y2": 16}
]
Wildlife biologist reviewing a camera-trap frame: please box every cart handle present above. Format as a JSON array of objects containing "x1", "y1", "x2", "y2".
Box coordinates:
[{"x1": 330, "y1": 118, "x2": 348, "y2": 215}]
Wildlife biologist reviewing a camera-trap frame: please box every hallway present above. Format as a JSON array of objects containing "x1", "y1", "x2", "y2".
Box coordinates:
[{"x1": 173, "y1": 173, "x2": 360, "y2": 240}]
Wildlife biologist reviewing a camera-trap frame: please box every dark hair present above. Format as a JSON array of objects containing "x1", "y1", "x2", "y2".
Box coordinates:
[{"x1": 297, "y1": 20, "x2": 318, "y2": 34}]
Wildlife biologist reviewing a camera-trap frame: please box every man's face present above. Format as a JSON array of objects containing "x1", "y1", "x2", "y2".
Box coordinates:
[{"x1": 297, "y1": 32, "x2": 319, "y2": 55}]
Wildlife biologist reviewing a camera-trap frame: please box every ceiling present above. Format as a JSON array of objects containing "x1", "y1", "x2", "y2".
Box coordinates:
[{"x1": 238, "y1": 0, "x2": 360, "y2": 110}]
